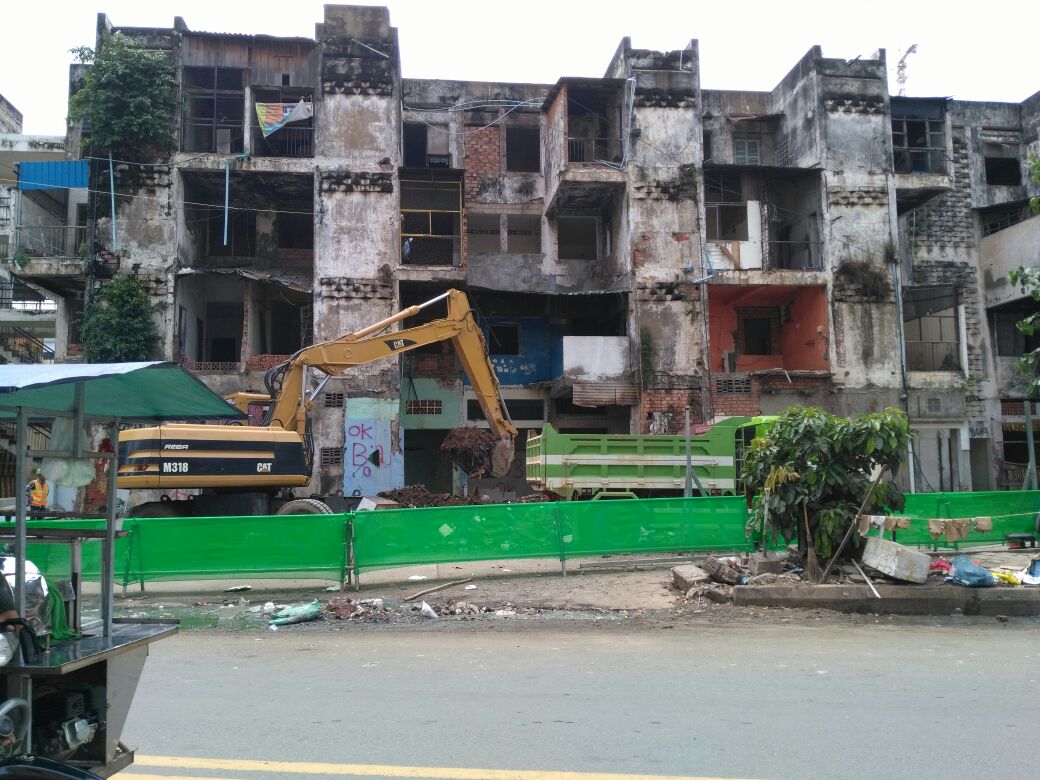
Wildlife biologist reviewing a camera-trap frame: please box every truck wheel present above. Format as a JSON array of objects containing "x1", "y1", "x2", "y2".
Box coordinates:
[
  {"x1": 128, "y1": 501, "x2": 183, "y2": 518},
  {"x1": 275, "y1": 498, "x2": 334, "y2": 515}
]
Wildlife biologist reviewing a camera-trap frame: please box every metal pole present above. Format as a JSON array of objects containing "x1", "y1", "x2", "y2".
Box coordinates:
[
  {"x1": 684, "y1": 407, "x2": 693, "y2": 498},
  {"x1": 555, "y1": 505, "x2": 567, "y2": 577},
  {"x1": 102, "y1": 420, "x2": 119, "y2": 637},
  {"x1": 108, "y1": 152, "x2": 117, "y2": 252},
  {"x1": 13, "y1": 408, "x2": 27, "y2": 617},
  {"x1": 1024, "y1": 400, "x2": 1037, "y2": 490},
  {"x1": 223, "y1": 160, "x2": 230, "y2": 246}
]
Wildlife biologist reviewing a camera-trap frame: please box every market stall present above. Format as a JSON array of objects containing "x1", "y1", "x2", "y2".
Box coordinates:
[{"x1": 0, "y1": 362, "x2": 243, "y2": 776}]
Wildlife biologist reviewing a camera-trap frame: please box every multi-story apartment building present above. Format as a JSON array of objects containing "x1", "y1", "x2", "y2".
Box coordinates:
[{"x1": 18, "y1": 6, "x2": 1039, "y2": 502}]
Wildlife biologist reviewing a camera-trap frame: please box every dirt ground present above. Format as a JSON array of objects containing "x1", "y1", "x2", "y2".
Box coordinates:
[{"x1": 101, "y1": 548, "x2": 1040, "y2": 632}]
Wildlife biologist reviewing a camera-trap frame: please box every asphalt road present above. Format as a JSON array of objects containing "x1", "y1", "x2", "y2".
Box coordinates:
[{"x1": 120, "y1": 619, "x2": 1040, "y2": 780}]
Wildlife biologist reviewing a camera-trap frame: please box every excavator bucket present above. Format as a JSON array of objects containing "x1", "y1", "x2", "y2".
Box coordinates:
[{"x1": 490, "y1": 438, "x2": 515, "y2": 478}]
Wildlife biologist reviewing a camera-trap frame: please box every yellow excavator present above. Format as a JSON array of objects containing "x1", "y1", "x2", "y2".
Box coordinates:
[{"x1": 117, "y1": 289, "x2": 518, "y2": 516}]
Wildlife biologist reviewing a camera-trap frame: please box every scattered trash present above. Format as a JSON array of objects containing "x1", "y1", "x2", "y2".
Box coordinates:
[
  {"x1": 268, "y1": 624, "x2": 278, "y2": 632},
  {"x1": 419, "y1": 601, "x2": 439, "y2": 619},
  {"x1": 464, "y1": 584, "x2": 477, "y2": 590},
  {"x1": 324, "y1": 585, "x2": 341, "y2": 592},
  {"x1": 929, "y1": 557, "x2": 953, "y2": 574},
  {"x1": 946, "y1": 555, "x2": 996, "y2": 588},
  {"x1": 269, "y1": 599, "x2": 322, "y2": 626},
  {"x1": 990, "y1": 569, "x2": 1020, "y2": 586},
  {"x1": 247, "y1": 604, "x2": 263, "y2": 614},
  {"x1": 263, "y1": 601, "x2": 275, "y2": 615},
  {"x1": 224, "y1": 585, "x2": 252, "y2": 592},
  {"x1": 408, "y1": 575, "x2": 427, "y2": 581},
  {"x1": 215, "y1": 604, "x2": 242, "y2": 622},
  {"x1": 685, "y1": 583, "x2": 734, "y2": 603},
  {"x1": 358, "y1": 598, "x2": 384, "y2": 610},
  {"x1": 1018, "y1": 557, "x2": 1040, "y2": 586},
  {"x1": 494, "y1": 609, "x2": 516, "y2": 618},
  {"x1": 444, "y1": 600, "x2": 481, "y2": 615}
]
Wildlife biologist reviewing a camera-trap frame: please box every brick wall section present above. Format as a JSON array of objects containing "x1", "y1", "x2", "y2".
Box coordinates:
[
  {"x1": 463, "y1": 125, "x2": 501, "y2": 201},
  {"x1": 907, "y1": 129, "x2": 976, "y2": 250},
  {"x1": 708, "y1": 375, "x2": 832, "y2": 418},
  {"x1": 404, "y1": 351, "x2": 457, "y2": 378},
  {"x1": 639, "y1": 387, "x2": 702, "y2": 434}
]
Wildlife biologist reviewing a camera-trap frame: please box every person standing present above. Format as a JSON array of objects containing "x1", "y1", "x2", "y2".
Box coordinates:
[{"x1": 25, "y1": 468, "x2": 48, "y2": 515}]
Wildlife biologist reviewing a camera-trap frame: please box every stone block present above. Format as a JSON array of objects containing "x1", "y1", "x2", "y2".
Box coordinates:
[
  {"x1": 749, "y1": 552, "x2": 786, "y2": 575},
  {"x1": 671, "y1": 564, "x2": 710, "y2": 591},
  {"x1": 861, "y1": 537, "x2": 930, "y2": 584}
]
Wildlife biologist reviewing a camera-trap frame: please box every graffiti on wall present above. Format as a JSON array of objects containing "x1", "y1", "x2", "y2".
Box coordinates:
[{"x1": 343, "y1": 397, "x2": 404, "y2": 497}]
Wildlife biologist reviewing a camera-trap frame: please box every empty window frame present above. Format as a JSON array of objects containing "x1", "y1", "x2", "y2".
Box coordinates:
[
  {"x1": 705, "y1": 172, "x2": 748, "y2": 241},
  {"x1": 505, "y1": 126, "x2": 540, "y2": 172},
  {"x1": 892, "y1": 118, "x2": 945, "y2": 174},
  {"x1": 400, "y1": 178, "x2": 462, "y2": 265},
  {"x1": 733, "y1": 137, "x2": 761, "y2": 166},
  {"x1": 487, "y1": 324, "x2": 521, "y2": 355},
  {"x1": 403, "y1": 122, "x2": 428, "y2": 167},
  {"x1": 903, "y1": 286, "x2": 961, "y2": 371},
  {"x1": 993, "y1": 311, "x2": 1040, "y2": 357},
  {"x1": 702, "y1": 130, "x2": 713, "y2": 163},
  {"x1": 507, "y1": 215, "x2": 541, "y2": 254},
  {"x1": 182, "y1": 67, "x2": 245, "y2": 153},
  {"x1": 735, "y1": 307, "x2": 780, "y2": 356},
  {"x1": 277, "y1": 211, "x2": 314, "y2": 249},
  {"x1": 981, "y1": 203, "x2": 1030, "y2": 236},
  {"x1": 466, "y1": 213, "x2": 501, "y2": 253},
  {"x1": 985, "y1": 157, "x2": 1022, "y2": 186},
  {"x1": 557, "y1": 216, "x2": 598, "y2": 260}
]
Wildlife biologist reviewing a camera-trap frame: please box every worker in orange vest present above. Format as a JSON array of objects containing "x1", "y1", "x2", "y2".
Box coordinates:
[{"x1": 25, "y1": 468, "x2": 48, "y2": 514}]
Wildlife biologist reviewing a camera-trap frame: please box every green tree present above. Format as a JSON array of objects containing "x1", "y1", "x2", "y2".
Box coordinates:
[
  {"x1": 68, "y1": 33, "x2": 178, "y2": 158},
  {"x1": 743, "y1": 406, "x2": 910, "y2": 558},
  {"x1": 1008, "y1": 153, "x2": 1040, "y2": 395},
  {"x1": 81, "y1": 275, "x2": 163, "y2": 362}
]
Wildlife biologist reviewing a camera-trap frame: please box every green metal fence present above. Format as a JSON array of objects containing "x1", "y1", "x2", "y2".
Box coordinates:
[{"x1": 891, "y1": 490, "x2": 1040, "y2": 548}]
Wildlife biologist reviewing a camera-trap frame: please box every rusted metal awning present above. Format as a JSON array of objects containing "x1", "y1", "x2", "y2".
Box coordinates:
[
  {"x1": 176, "y1": 267, "x2": 311, "y2": 293},
  {"x1": 572, "y1": 382, "x2": 639, "y2": 407}
]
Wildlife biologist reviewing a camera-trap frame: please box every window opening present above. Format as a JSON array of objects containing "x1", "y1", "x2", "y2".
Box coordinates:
[
  {"x1": 277, "y1": 212, "x2": 313, "y2": 250},
  {"x1": 703, "y1": 130, "x2": 712, "y2": 163},
  {"x1": 320, "y1": 447, "x2": 343, "y2": 466},
  {"x1": 742, "y1": 318, "x2": 773, "y2": 355},
  {"x1": 466, "y1": 214, "x2": 501, "y2": 254},
  {"x1": 993, "y1": 311, "x2": 1040, "y2": 357},
  {"x1": 506, "y1": 126, "x2": 540, "y2": 172},
  {"x1": 487, "y1": 324, "x2": 521, "y2": 355},
  {"x1": 207, "y1": 209, "x2": 256, "y2": 258},
  {"x1": 252, "y1": 87, "x2": 313, "y2": 158},
  {"x1": 557, "y1": 216, "x2": 598, "y2": 260},
  {"x1": 182, "y1": 67, "x2": 245, "y2": 153},
  {"x1": 406, "y1": 399, "x2": 443, "y2": 415},
  {"x1": 892, "y1": 117, "x2": 945, "y2": 174},
  {"x1": 903, "y1": 286, "x2": 960, "y2": 371},
  {"x1": 733, "y1": 137, "x2": 761, "y2": 166},
  {"x1": 985, "y1": 157, "x2": 1022, "y2": 186},
  {"x1": 705, "y1": 172, "x2": 748, "y2": 241},
  {"x1": 507, "y1": 215, "x2": 540, "y2": 254},
  {"x1": 403, "y1": 123, "x2": 428, "y2": 167},
  {"x1": 324, "y1": 391, "x2": 345, "y2": 409},
  {"x1": 400, "y1": 178, "x2": 461, "y2": 265},
  {"x1": 981, "y1": 204, "x2": 1029, "y2": 236}
]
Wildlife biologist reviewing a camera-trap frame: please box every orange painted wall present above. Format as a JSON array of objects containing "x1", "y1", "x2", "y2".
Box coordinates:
[{"x1": 780, "y1": 287, "x2": 829, "y2": 370}]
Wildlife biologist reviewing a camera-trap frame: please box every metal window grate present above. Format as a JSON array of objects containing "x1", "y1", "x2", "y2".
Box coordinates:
[
  {"x1": 324, "y1": 391, "x2": 345, "y2": 408},
  {"x1": 406, "y1": 399, "x2": 443, "y2": 415},
  {"x1": 320, "y1": 447, "x2": 343, "y2": 466},
  {"x1": 715, "y1": 377, "x2": 752, "y2": 394}
]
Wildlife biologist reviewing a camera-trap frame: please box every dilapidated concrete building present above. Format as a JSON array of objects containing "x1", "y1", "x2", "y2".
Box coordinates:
[{"x1": 17, "y1": 6, "x2": 1040, "y2": 500}]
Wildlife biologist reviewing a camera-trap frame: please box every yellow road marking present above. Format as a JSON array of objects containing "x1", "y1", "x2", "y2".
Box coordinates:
[{"x1": 131, "y1": 755, "x2": 754, "y2": 780}]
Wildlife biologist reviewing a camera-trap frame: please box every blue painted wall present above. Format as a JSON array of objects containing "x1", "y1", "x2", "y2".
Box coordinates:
[
  {"x1": 474, "y1": 316, "x2": 557, "y2": 385},
  {"x1": 343, "y1": 398, "x2": 404, "y2": 497}
]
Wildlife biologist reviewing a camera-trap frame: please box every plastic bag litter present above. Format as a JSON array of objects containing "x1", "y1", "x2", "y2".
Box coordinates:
[
  {"x1": 1017, "y1": 557, "x2": 1040, "y2": 586},
  {"x1": 269, "y1": 599, "x2": 321, "y2": 626},
  {"x1": 419, "y1": 601, "x2": 438, "y2": 619},
  {"x1": 946, "y1": 555, "x2": 996, "y2": 587},
  {"x1": 991, "y1": 569, "x2": 1021, "y2": 586},
  {"x1": 41, "y1": 419, "x2": 97, "y2": 487}
]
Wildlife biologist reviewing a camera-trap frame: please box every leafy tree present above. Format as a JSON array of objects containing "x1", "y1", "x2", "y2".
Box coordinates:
[
  {"x1": 743, "y1": 406, "x2": 910, "y2": 558},
  {"x1": 81, "y1": 275, "x2": 163, "y2": 362},
  {"x1": 1008, "y1": 153, "x2": 1040, "y2": 395},
  {"x1": 68, "y1": 33, "x2": 177, "y2": 158}
]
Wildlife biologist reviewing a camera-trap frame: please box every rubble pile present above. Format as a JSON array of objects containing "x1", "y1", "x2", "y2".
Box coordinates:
[{"x1": 377, "y1": 484, "x2": 554, "y2": 507}]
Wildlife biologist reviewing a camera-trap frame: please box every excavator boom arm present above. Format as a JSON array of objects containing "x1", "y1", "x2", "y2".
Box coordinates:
[{"x1": 269, "y1": 290, "x2": 517, "y2": 447}]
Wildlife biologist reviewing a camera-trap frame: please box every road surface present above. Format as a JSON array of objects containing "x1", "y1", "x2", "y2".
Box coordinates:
[{"x1": 120, "y1": 619, "x2": 1039, "y2": 779}]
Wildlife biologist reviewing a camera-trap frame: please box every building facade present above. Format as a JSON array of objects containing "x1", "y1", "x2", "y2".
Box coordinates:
[{"x1": 21, "y1": 7, "x2": 1040, "y2": 501}]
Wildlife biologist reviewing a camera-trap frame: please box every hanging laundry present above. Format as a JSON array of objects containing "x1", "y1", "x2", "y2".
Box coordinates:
[
  {"x1": 255, "y1": 99, "x2": 313, "y2": 137},
  {"x1": 927, "y1": 518, "x2": 971, "y2": 542}
]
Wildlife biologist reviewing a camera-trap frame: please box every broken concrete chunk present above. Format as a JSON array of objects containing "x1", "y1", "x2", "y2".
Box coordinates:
[
  {"x1": 749, "y1": 552, "x2": 786, "y2": 575},
  {"x1": 671, "y1": 564, "x2": 711, "y2": 591},
  {"x1": 861, "y1": 537, "x2": 930, "y2": 584},
  {"x1": 701, "y1": 556, "x2": 743, "y2": 585}
]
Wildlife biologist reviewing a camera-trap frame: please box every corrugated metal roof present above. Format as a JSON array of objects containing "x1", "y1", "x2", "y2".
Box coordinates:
[
  {"x1": 18, "y1": 160, "x2": 87, "y2": 191},
  {"x1": 573, "y1": 382, "x2": 639, "y2": 407}
]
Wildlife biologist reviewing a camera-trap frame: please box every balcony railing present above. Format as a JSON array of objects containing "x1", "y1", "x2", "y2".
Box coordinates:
[
  {"x1": 251, "y1": 125, "x2": 314, "y2": 158},
  {"x1": 401, "y1": 235, "x2": 460, "y2": 266},
  {"x1": 1000, "y1": 462, "x2": 1040, "y2": 490},
  {"x1": 0, "y1": 327, "x2": 54, "y2": 364},
  {"x1": 566, "y1": 137, "x2": 622, "y2": 165},
  {"x1": 766, "y1": 240, "x2": 824, "y2": 271},
  {"x1": 0, "y1": 281, "x2": 56, "y2": 312},
  {"x1": 3, "y1": 226, "x2": 87, "y2": 260},
  {"x1": 906, "y1": 340, "x2": 961, "y2": 372}
]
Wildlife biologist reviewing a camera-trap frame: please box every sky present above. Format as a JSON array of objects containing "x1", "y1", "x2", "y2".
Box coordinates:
[{"x1": 2, "y1": 0, "x2": 1037, "y2": 136}]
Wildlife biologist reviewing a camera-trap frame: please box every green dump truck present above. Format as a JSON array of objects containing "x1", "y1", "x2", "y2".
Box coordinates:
[{"x1": 525, "y1": 416, "x2": 775, "y2": 500}]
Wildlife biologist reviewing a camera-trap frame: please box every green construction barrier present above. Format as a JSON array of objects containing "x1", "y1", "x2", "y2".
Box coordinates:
[
  {"x1": 560, "y1": 496, "x2": 751, "y2": 558},
  {"x1": 352, "y1": 496, "x2": 752, "y2": 575},
  {"x1": 888, "y1": 490, "x2": 1040, "y2": 548},
  {"x1": 352, "y1": 502, "x2": 560, "y2": 573},
  {"x1": 5, "y1": 519, "x2": 117, "y2": 583},
  {"x1": 120, "y1": 514, "x2": 349, "y2": 585}
]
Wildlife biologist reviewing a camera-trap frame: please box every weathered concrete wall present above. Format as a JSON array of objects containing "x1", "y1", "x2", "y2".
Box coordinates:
[{"x1": 981, "y1": 213, "x2": 1040, "y2": 307}]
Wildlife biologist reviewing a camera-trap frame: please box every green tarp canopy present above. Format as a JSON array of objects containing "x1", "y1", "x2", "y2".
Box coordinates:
[{"x1": 0, "y1": 361, "x2": 246, "y2": 422}]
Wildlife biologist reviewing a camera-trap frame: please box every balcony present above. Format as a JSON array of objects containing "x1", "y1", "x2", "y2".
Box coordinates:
[
  {"x1": 543, "y1": 79, "x2": 627, "y2": 216},
  {"x1": 4, "y1": 226, "x2": 108, "y2": 295},
  {"x1": 891, "y1": 99, "x2": 953, "y2": 213},
  {"x1": 400, "y1": 174, "x2": 462, "y2": 268}
]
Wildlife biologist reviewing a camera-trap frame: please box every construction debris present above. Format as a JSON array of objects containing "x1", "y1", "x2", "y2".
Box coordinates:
[
  {"x1": 745, "y1": 573, "x2": 801, "y2": 586},
  {"x1": 701, "y1": 556, "x2": 744, "y2": 585},
  {"x1": 440, "y1": 426, "x2": 498, "y2": 475},
  {"x1": 861, "y1": 537, "x2": 930, "y2": 584},
  {"x1": 404, "y1": 577, "x2": 475, "y2": 602},
  {"x1": 671, "y1": 564, "x2": 711, "y2": 591},
  {"x1": 377, "y1": 484, "x2": 552, "y2": 507}
]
